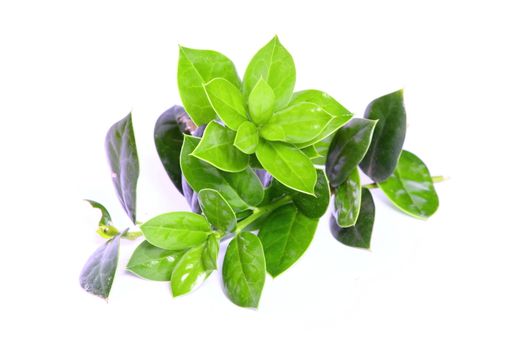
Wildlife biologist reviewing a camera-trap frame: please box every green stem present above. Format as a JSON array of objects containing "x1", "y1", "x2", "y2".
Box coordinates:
[{"x1": 363, "y1": 175, "x2": 448, "y2": 189}]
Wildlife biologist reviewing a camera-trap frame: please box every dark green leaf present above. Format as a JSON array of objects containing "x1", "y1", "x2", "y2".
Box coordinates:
[
  {"x1": 334, "y1": 167, "x2": 361, "y2": 227},
  {"x1": 243, "y1": 36, "x2": 295, "y2": 110},
  {"x1": 198, "y1": 189, "x2": 236, "y2": 232},
  {"x1": 293, "y1": 169, "x2": 330, "y2": 218},
  {"x1": 178, "y1": 46, "x2": 240, "y2": 126},
  {"x1": 204, "y1": 78, "x2": 247, "y2": 130},
  {"x1": 181, "y1": 136, "x2": 264, "y2": 211},
  {"x1": 234, "y1": 121, "x2": 258, "y2": 154},
  {"x1": 248, "y1": 78, "x2": 275, "y2": 125},
  {"x1": 127, "y1": 240, "x2": 185, "y2": 281},
  {"x1": 191, "y1": 121, "x2": 249, "y2": 172},
  {"x1": 222, "y1": 232, "x2": 266, "y2": 308},
  {"x1": 326, "y1": 118, "x2": 377, "y2": 187},
  {"x1": 85, "y1": 199, "x2": 112, "y2": 226},
  {"x1": 330, "y1": 188, "x2": 375, "y2": 249},
  {"x1": 171, "y1": 244, "x2": 209, "y2": 297},
  {"x1": 255, "y1": 140, "x2": 317, "y2": 195},
  {"x1": 105, "y1": 113, "x2": 139, "y2": 223},
  {"x1": 141, "y1": 212, "x2": 211, "y2": 250},
  {"x1": 360, "y1": 90, "x2": 406, "y2": 182},
  {"x1": 79, "y1": 234, "x2": 120, "y2": 299},
  {"x1": 259, "y1": 204, "x2": 318, "y2": 277},
  {"x1": 378, "y1": 150, "x2": 439, "y2": 219},
  {"x1": 202, "y1": 235, "x2": 219, "y2": 272}
]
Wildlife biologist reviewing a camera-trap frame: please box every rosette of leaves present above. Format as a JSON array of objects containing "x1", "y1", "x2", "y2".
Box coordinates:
[{"x1": 80, "y1": 36, "x2": 443, "y2": 308}]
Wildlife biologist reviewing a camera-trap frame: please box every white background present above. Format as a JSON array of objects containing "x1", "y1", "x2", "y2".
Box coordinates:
[{"x1": 1, "y1": 0, "x2": 524, "y2": 349}]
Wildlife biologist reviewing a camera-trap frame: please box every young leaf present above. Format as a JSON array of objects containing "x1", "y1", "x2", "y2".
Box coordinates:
[
  {"x1": 293, "y1": 169, "x2": 330, "y2": 218},
  {"x1": 255, "y1": 140, "x2": 317, "y2": 195},
  {"x1": 202, "y1": 235, "x2": 219, "y2": 272},
  {"x1": 243, "y1": 36, "x2": 295, "y2": 110},
  {"x1": 291, "y1": 90, "x2": 353, "y2": 148},
  {"x1": 191, "y1": 121, "x2": 249, "y2": 172},
  {"x1": 222, "y1": 232, "x2": 266, "y2": 308},
  {"x1": 378, "y1": 150, "x2": 439, "y2": 219},
  {"x1": 141, "y1": 212, "x2": 211, "y2": 250},
  {"x1": 248, "y1": 78, "x2": 275, "y2": 125},
  {"x1": 105, "y1": 113, "x2": 139, "y2": 223},
  {"x1": 326, "y1": 118, "x2": 377, "y2": 187},
  {"x1": 203, "y1": 78, "x2": 247, "y2": 130},
  {"x1": 198, "y1": 189, "x2": 236, "y2": 232},
  {"x1": 127, "y1": 240, "x2": 185, "y2": 281},
  {"x1": 154, "y1": 105, "x2": 189, "y2": 194},
  {"x1": 178, "y1": 46, "x2": 240, "y2": 126},
  {"x1": 330, "y1": 188, "x2": 375, "y2": 249},
  {"x1": 360, "y1": 89, "x2": 406, "y2": 182},
  {"x1": 260, "y1": 102, "x2": 333, "y2": 144},
  {"x1": 171, "y1": 244, "x2": 210, "y2": 297},
  {"x1": 234, "y1": 121, "x2": 259, "y2": 154},
  {"x1": 85, "y1": 199, "x2": 112, "y2": 227},
  {"x1": 181, "y1": 136, "x2": 264, "y2": 211},
  {"x1": 259, "y1": 204, "x2": 318, "y2": 277},
  {"x1": 79, "y1": 234, "x2": 121, "y2": 300},
  {"x1": 333, "y1": 167, "x2": 361, "y2": 227}
]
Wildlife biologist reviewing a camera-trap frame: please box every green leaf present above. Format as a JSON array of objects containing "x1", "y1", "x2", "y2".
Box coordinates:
[
  {"x1": 141, "y1": 212, "x2": 211, "y2": 250},
  {"x1": 260, "y1": 102, "x2": 333, "y2": 144},
  {"x1": 259, "y1": 204, "x2": 318, "y2": 277},
  {"x1": 243, "y1": 36, "x2": 295, "y2": 110},
  {"x1": 171, "y1": 244, "x2": 210, "y2": 297},
  {"x1": 84, "y1": 199, "x2": 115, "y2": 239},
  {"x1": 198, "y1": 189, "x2": 236, "y2": 232},
  {"x1": 326, "y1": 118, "x2": 377, "y2": 187},
  {"x1": 291, "y1": 90, "x2": 353, "y2": 148},
  {"x1": 204, "y1": 78, "x2": 247, "y2": 130},
  {"x1": 255, "y1": 140, "x2": 317, "y2": 195},
  {"x1": 181, "y1": 136, "x2": 264, "y2": 211},
  {"x1": 191, "y1": 122, "x2": 249, "y2": 172},
  {"x1": 334, "y1": 167, "x2": 361, "y2": 227},
  {"x1": 222, "y1": 232, "x2": 266, "y2": 308},
  {"x1": 178, "y1": 46, "x2": 240, "y2": 126},
  {"x1": 378, "y1": 150, "x2": 439, "y2": 219},
  {"x1": 202, "y1": 235, "x2": 219, "y2": 272},
  {"x1": 360, "y1": 89, "x2": 406, "y2": 182},
  {"x1": 330, "y1": 188, "x2": 375, "y2": 249},
  {"x1": 105, "y1": 113, "x2": 139, "y2": 223},
  {"x1": 79, "y1": 234, "x2": 120, "y2": 300},
  {"x1": 293, "y1": 169, "x2": 330, "y2": 218},
  {"x1": 234, "y1": 121, "x2": 259, "y2": 154},
  {"x1": 300, "y1": 145, "x2": 321, "y2": 159},
  {"x1": 154, "y1": 105, "x2": 190, "y2": 194},
  {"x1": 248, "y1": 78, "x2": 275, "y2": 125},
  {"x1": 127, "y1": 240, "x2": 185, "y2": 281}
]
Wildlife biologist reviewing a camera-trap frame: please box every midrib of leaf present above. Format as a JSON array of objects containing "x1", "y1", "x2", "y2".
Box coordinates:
[
  {"x1": 235, "y1": 237, "x2": 257, "y2": 303},
  {"x1": 209, "y1": 90, "x2": 245, "y2": 117},
  {"x1": 181, "y1": 48, "x2": 205, "y2": 84}
]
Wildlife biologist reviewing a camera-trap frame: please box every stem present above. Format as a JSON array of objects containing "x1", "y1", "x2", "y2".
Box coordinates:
[{"x1": 363, "y1": 175, "x2": 448, "y2": 189}]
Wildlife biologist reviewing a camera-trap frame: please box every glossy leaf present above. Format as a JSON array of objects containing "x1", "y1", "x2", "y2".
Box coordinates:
[
  {"x1": 202, "y1": 235, "x2": 219, "y2": 272},
  {"x1": 191, "y1": 122, "x2": 249, "y2": 172},
  {"x1": 105, "y1": 113, "x2": 139, "y2": 223},
  {"x1": 79, "y1": 234, "x2": 120, "y2": 299},
  {"x1": 85, "y1": 199, "x2": 112, "y2": 226},
  {"x1": 259, "y1": 204, "x2": 318, "y2": 277},
  {"x1": 222, "y1": 232, "x2": 266, "y2": 308},
  {"x1": 334, "y1": 167, "x2": 361, "y2": 227},
  {"x1": 326, "y1": 118, "x2": 377, "y2": 187},
  {"x1": 255, "y1": 140, "x2": 317, "y2": 195},
  {"x1": 234, "y1": 121, "x2": 259, "y2": 154},
  {"x1": 204, "y1": 78, "x2": 247, "y2": 130},
  {"x1": 260, "y1": 102, "x2": 333, "y2": 144},
  {"x1": 127, "y1": 240, "x2": 184, "y2": 281},
  {"x1": 141, "y1": 212, "x2": 211, "y2": 250},
  {"x1": 154, "y1": 105, "x2": 190, "y2": 194},
  {"x1": 178, "y1": 46, "x2": 240, "y2": 126},
  {"x1": 300, "y1": 145, "x2": 321, "y2": 159},
  {"x1": 360, "y1": 90, "x2": 406, "y2": 182},
  {"x1": 198, "y1": 189, "x2": 236, "y2": 232},
  {"x1": 171, "y1": 244, "x2": 209, "y2": 297},
  {"x1": 293, "y1": 169, "x2": 330, "y2": 218},
  {"x1": 330, "y1": 188, "x2": 375, "y2": 249},
  {"x1": 378, "y1": 150, "x2": 439, "y2": 219},
  {"x1": 292, "y1": 90, "x2": 353, "y2": 148},
  {"x1": 243, "y1": 36, "x2": 295, "y2": 110},
  {"x1": 181, "y1": 136, "x2": 264, "y2": 211},
  {"x1": 248, "y1": 78, "x2": 275, "y2": 125}
]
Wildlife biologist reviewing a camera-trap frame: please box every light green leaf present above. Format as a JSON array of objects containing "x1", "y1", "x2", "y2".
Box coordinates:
[
  {"x1": 334, "y1": 167, "x2": 361, "y2": 227},
  {"x1": 127, "y1": 240, "x2": 185, "y2": 281},
  {"x1": 243, "y1": 36, "x2": 295, "y2": 110},
  {"x1": 202, "y1": 235, "x2": 219, "y2": 272},
  {"x1": 198, "y1": 189, "x2": 236, "y2": 232},
  {"x1": 300, "y1": 145, "x2": 321, "y2": 159},
  {"x1": 234, "y1": 121, "x2": 259, "y2": 154},
  {"x1": 203, "y1": 78, "x2": 247, "y2": 130},
  {"x1": 171, "y1": 244, "x2": 210, "y2": 297},
  {"x1": 191, "y1": 121, "x2": 249, "y2": 172},
  {"x1": 248, "y1": 78, "x2": 275, "y2": 125},
  {"x1": 178, "y1": 46, "x2": 240, "y2": 126}
]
